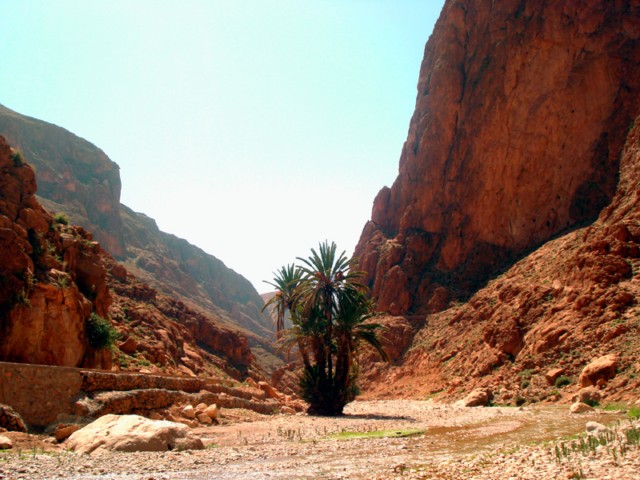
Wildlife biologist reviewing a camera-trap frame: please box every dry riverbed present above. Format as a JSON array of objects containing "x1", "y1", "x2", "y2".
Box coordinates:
[{"x1": 0, "y1": 400, "x2": 638, "y2": 479}]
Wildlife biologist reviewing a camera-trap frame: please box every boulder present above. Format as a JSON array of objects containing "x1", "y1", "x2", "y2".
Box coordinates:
[
  {"x1": 54, "y1": 424, "x2": 82, "y2": 443},
  {"x1": 182, "y1": 405, "x2": 196, "y2": 419},
  {"x1": 579, "y1": 354, "x2": 618, "y2": 388},
  {"x1": 570, "y1": 402, "x2": 595, "y2": 414},
  {"x1": 204, "y1": 404, "x2": 219, "y2": 420},
  {"x1": 463, "y1": 388, "x2": 492, "y2": 407},
  {"x1": 258, "y1": 381, "x2": 281, "y2": 400},
  {"x1": 544, "y1": 368, "x2": 565, "y2": 385},
  {"x1": 0, "y1": 404, "x2": 27, "y2": 432},
  {"x1": 65, "y1": 414, "x2": 204, "y2": 454},
  {"x1": 196, "y1": 413, "x2": 212, "y2": 425},
  {"x1": 0, "y1": 435, "x2": 12, "y2": 450},
  {"x1": 577, "y1": 386, "x2": 601, "y2": 406}
]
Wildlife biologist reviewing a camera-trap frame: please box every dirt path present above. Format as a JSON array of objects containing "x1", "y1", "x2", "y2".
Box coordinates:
[{"x1": 0, "y1": 400, "x2": 637, "y2": 479}]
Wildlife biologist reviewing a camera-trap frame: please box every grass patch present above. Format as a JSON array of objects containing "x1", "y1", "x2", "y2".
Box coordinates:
[
  {"x1": 601, "y1": 402, "x2": 628, "y2": 412},
  {"x1": 628, "y1": 406, "x2": 640, "y2": 419},
  {"x1": 331, "y1": 429, "x2": 425, "y2": 440}
]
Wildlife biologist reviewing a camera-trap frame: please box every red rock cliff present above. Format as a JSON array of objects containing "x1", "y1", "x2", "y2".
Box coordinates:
[
  {"x1": 0, "y1": 135, "x2": 111, "y2": 368},
  {"x1": 355, "y1": 0, "x2": 640, "y2": 315}
]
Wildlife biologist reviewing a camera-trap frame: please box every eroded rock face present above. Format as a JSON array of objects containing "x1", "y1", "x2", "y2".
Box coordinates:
[
  {"x1": 0, "y1": 135, "x2": 112, "y2": 368},
  {"x1": 355, "y1": 0, "x2": 640, "y2": 315},
  {"x1": 361, "y1": 115, "x2": 640, "y2": 405}
]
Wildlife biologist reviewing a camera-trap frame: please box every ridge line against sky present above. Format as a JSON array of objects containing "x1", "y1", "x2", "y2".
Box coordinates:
[{"x1": 0, "y1": 0, "x2": 444, "y2": 291}]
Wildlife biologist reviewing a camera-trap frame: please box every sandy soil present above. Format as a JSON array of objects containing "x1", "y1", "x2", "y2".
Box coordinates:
[{"x1": 0, "y1": 400, "x2": 638, "y2": 479}]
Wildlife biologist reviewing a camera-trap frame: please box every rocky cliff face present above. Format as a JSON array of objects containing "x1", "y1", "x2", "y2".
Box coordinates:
[
  {"x1": 363, "y1": 115, "x2": 640, "y2": 404},
  {"x1": 355, "y1": 0, "x2": 640, "y2": 315},
  {"x1": 356, "y1": 0, "x2": 640, "y2": 403},
  {"x1": 0, "y1": 104, "x2": 274, "y2": 348},
  {"x1": 0, "y1": 135, "x2": 111, "y2": 368}
]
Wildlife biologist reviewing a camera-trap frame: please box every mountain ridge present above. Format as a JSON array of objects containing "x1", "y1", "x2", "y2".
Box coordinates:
[{"x1": 0, "y1": 103, "x2": 276, "y2": 360}]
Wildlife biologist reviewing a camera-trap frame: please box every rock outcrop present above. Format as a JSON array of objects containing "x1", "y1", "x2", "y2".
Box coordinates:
[
  {"x1": 361, "y1": 113, "x2": 640, "y2": 405},
  {"x1": 0, "y1": 135, "x2": 111, "y2": 368},
  {"x1": 355, "y1": 0, "x2": 640, "y2": 315},
  {"x1": 0, "y1": 404, "x2": 27, "y2": 432}
]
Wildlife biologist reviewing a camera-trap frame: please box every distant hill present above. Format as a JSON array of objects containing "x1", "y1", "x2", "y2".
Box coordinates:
[{"x1": 0, "y1": 104, "x2": 278, "y2": 367}]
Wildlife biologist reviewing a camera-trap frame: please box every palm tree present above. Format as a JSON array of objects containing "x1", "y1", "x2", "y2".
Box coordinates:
[
  {"x1": 267, "y1": 241, "x2": 388, "y2": 415},
  {"x1": 262, "y1": 264, "x2": 302, "y2": 338}
]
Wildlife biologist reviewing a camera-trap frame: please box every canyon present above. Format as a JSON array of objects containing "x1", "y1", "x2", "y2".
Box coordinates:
[
  {"x1": 1, "y1": 0, "x2": 639, "y2": 419},
  {"x1": 1, "y1": 1, "x2": 640, "y2": 478}
]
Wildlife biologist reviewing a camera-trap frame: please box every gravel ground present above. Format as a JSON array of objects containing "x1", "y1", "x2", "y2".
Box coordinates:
[{"x1": 0, "y1": 400, "x2": 638, "y2": 479}]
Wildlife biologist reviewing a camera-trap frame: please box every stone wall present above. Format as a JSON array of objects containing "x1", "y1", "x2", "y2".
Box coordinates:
[
  {"x1": 0, "y1": 361, "x2": 83, "y2": 429},
  {"x1": 0, "y1": 361, "x2": 271, "y2": 429}
]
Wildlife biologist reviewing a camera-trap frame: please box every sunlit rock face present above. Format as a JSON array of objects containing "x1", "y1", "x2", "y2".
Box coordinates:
[
  {"x1": 0, "y1": 134, "x2": 111, "y2": 368},
  {"x1": 355, "y1": 0, "x2": 640, "y2": 315}
]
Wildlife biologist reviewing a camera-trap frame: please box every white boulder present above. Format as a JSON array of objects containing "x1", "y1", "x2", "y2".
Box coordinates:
[{"x1": 66, "y1": 414, "x2": 204, "y2": 455}]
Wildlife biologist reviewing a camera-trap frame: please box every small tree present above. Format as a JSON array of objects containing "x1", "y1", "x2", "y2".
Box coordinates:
[{"x1": 265, "y1": 241, "x2": 388, "y2": 415}]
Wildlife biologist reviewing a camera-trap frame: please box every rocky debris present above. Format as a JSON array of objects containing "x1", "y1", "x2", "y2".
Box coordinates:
[
  {"x1": 579, "y1": 354, "x2": 618, "y2": 388},
  {"x1": 0, "y1": 401, "x2": 636, "y2": 480},
  {"x1": 75, "y1": 387, "x2": 277, "y2": 419},
  {"x1": 105, "y1": 254, "x2": 258, "y2": 380},
  {"x1": 0, "y1": 404, "x2": 27, "y2": 432},
  {"x1": 0, "y1": 435, "x2": 12, "y2": 449},
  {"x1": 65, "y1": 414, "x2": 204, "y2": 454},
  {"x1": 462, "y1": 388, "x2": 492, "y2": 407},
  {"x1": 570, "y1": 402, "x2": 595, "y2": 414}
]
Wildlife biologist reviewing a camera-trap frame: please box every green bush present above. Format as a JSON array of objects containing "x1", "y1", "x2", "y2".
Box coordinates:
[
  {"x1": 555, "y1": 375, "x2": 572, "y2": 388},
  {"x1": 10, "y1": 149, "x2": 24, "y2": 167},
  {"x1": 53, "y1": 213, "x2": 69, "y2": 225},
  {"x1": 85, "y1": 313, "x2": 119, "y2": 349}
]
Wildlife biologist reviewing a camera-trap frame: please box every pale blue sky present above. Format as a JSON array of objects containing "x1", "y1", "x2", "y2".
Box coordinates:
[{"x1": 0, "y1": 0, "x2": 444, "y2": 291}]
